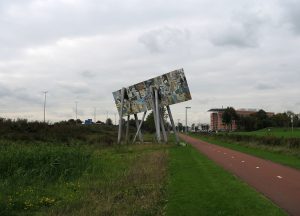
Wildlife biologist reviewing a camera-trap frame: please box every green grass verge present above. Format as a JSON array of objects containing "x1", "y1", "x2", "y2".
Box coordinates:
[
  {"x1": 235, "y1": 127, "x2": 300, "y2": 138},
  {"x1": 190, "y1": 134, "x2": 300, "y2": 170},
  {"x1": 167, "y1": 145, "x2": 287, "y2": 216},
  {"x1": 0, "y1": 141, "x2": 168, "y2": 216}
]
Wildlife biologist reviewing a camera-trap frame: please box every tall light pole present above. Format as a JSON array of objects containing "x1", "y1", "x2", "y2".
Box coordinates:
[
  {"x1": 94, "y1": 107, "x2": 97, "y2": 123},
  {"x1": 75, "y1": 101, "x2": 78, "y2": 120},
  {"x1": 291, "y1": 115, "x2": 294, "y2": 133},
  {"x1": 42, "y1": 91, "x2": 48, "y2": 123},
  {"x1": 185, "y1": 106, "x2": 191, "y2": 134}
]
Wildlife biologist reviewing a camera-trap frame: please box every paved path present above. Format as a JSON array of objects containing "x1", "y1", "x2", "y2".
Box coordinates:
[{"x1": 179, "y1": 134, "x2": 300, "y2": 216}]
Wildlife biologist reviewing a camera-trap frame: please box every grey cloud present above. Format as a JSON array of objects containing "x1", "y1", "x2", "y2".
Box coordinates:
[
  {"x1": 255, "y1": 83, "x2": 277, "y2": 90},
  {"x1": 0, "y1": 85, "x2": 11, "y2": 97},
  {"x1": 57, "y1": 82, "x2": 90, "y2": 95},
  {"x1": 14, "y1": 88, "x2": 42, "y2": 104},
  {"x1": 80, "y1": 70, "x2": 96, "y2": 78},
  {"x1": 139, "y1": 27, "x2": 190, "y2": 53},
  {"x1": 196, "y1": 98, "x2": 215, "y2": 105},
  {"x1": 0, "y1": 85, "x2": 41, "y2": 104},
  {"x1": 0, "y1": 0, "x2": 198, "y2": 59},
  {"x1": 1, "y1": 0, "x2": 300, "y2": 122},
  {"x1": 211, "y1": 32, "x2": 258, "y2": 48},
  {"x1": 282, "y1": 1, "x2": 300, "y2": 34},
  {"x1": 211, "y1": 11, "x2": 265, "y2": 48}
]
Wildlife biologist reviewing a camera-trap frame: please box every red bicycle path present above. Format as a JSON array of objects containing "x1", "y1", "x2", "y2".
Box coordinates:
[{"x1": 179, "y1": 134, "x2": 300, "y2": 216}]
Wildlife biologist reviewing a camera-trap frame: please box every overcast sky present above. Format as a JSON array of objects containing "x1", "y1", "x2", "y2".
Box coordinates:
[{"x1": 0, "y1": 0, "x2": 300, "y2": 124}]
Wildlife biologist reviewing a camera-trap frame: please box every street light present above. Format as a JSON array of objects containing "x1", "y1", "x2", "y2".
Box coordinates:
[
  {"x1": 75, "y1": 101, "x2": 78, "y2": 120},
  {"x1": 177, "y1": 119, "x2": 180, "y2": 132},
  {"x1": 185, "y1": 106, "x2": 191, "y2": 134},
  {"x1": 42, "y1": 91, "x2": 48, "y2": 123},
  {"x1": 291, "y1": 115, "x2": 294, "y2": 133}
]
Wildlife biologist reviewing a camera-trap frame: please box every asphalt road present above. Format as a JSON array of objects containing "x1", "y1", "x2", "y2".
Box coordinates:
[{"x1": 179, "y1": 134, "x2": 300, "y2": 216}]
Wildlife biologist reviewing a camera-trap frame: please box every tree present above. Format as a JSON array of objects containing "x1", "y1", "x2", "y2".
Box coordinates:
[
  {"x1": 222, "y1": 107, "x2": 238, "y2": 131},
  {"x1": 128, "y1": 118, "x2": 136, "y2": 127},
  {"x1": 106, "y1": 118, "x2": 113, "y2": 125},
  {"x1": 191, "y1": 123, "x2": 195, "y2": 131},
  {"x1": 238, "y1": 115, "x2": 256, "y2": 131},
  {"x1": 76, "y1": 119, "x2": 82, "y2": 124},
  {"x1": 144, "y1": 111, "x2": 155, "y2": 132},
  {"x1": 143, "y1": 108, "x2": 168, "y2": 133},
  {"x1": 271, "y1": 113, "x2": 290, "y2": 127},
  {"x1": 178, "y1": 122, "x2": 183, "y2": 132}
]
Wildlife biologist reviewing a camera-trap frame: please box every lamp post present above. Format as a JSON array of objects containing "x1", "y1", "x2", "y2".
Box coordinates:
[
  {"x1": 185, "y1": 106, "x2": 191, "y2": 134},
  {"x1": 43, "y1": 91, "x2": 48, "y2": 123},
  {"x1": 291, "y1": 115, "x2": 294, "y2": 133},
  {"x1": 75, "y1": 101, "x2": 78, "y2": 120}
]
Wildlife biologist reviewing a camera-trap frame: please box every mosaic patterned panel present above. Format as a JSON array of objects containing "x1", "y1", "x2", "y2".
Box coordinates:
[{"x1": 113, "y1": 68, "x2": 192, "y2": 116}]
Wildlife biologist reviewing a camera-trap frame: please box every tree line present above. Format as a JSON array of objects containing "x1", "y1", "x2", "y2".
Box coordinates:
[{"x1": 222, "y1": 107, "x2": 300, "y2": 131}]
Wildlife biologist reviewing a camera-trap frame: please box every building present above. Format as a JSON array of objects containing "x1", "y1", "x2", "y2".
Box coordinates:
[
  {"x1": 84, "y1": 119, "x2": 93, "y2": 125},
  {"x1": 208, "y1": 108, "x2": 274, "y2": 131}
]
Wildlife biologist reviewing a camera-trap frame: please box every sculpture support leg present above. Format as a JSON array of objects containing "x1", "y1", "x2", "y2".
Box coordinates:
[
  {"x1": 160, "y1": 108, "x2": 168, "y2": 143},
  {"x1": 167, "y1": 105, "x2": 179, "y2": 144},
  {"x1": 117, "y1": 88, "x2": 125, "y2": 144},
  {"x1": 154, "y1": 89, "x2": 161, "y2": 143},
  {"x1": 125, "y1": 115, "x2": 130, "y2": 144},
  {"x1": 132, "y1": 111, "x2": 147, "y2": 144},
  {"x1": 134, "y1": 113, "x2": 143, "y2": 143}
]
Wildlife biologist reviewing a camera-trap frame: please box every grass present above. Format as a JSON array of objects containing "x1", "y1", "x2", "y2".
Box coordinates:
[
  {"x1": 0, "y1": 141, "x2": 168, "y2": 216},
  {"x1": 189, "y1": 133, "x2": 300, "y2": 170},
  {"x1": 167, "y1": 145, "x2": 286, "y2": 216},
  {"x1": 235, "y1": 127, "x2": 300, "y2": 138},
  {"x1": 0, "y1": 131, "x2": 290, "y2": 215}
]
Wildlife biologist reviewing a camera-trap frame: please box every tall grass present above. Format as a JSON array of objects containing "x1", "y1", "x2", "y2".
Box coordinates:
[
  {"x1": 202, "y1": 132, "x2": 300, "y2": 149},
  {"x1": 0, "y1": 141, "x2": 92, "y2": 215},
  {"x1": 0, "y1": 139, "x2": 169, "y2": 215}
]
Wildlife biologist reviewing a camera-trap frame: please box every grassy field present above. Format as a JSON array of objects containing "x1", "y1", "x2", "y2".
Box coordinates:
[
  {"x1": 0, "y1": 126, "x2": 289, "y2": 216},
  {"x1": 190, "y1": 133, "x2": 300, "y2": 170},
  {"x1": 235, "y1": 127, "x2": 300, "y2": 138}
]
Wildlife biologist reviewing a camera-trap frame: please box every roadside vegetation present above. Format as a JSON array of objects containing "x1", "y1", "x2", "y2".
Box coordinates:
[
  {"x1": 235, "y1": 127, "x2": 300, "y2": 138},
  {"x1": 190, "y1": 129, "x2": 300, "y2": 170},
  {"x1": 0, "y1": 140, "x2": 169, "y2": 216},
  {"x1": 0, "y1": 117, "x2": 290, "y2": 215}
]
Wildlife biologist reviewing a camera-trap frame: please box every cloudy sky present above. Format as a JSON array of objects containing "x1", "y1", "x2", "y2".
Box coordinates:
[{"x1": 0, "y1": 0, "x2": 300, "y2": 124}]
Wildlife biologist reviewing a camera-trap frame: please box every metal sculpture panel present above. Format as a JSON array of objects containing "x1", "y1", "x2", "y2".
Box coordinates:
[{"x1": 113, "y1": 68, "x2": 191, "y2": 116}]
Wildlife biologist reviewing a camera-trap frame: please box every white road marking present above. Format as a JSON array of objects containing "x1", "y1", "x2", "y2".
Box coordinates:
[
  {"x1": 241, "y1": 160, "x2": 245, "y2": 163},
  {"x1": 224, "y1": 152, "x2": 227, "y2": 155},
  {"x1": 277, "y1": 176, "x2": 283, "y2": 179},
  {"x1": 256, "y1": 166, "x2": 260, "y2": 169},
  {"x1": 231, "y1": 156, "x2": 235, "y2": 159}
]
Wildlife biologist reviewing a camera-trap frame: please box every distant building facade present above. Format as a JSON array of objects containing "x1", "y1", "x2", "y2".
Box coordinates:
[{"x1": 208, "y1": 108, "x2": 274, "y2": 131}]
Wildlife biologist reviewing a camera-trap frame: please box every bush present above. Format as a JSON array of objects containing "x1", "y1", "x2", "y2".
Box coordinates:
[
  {"x1": 0, "y1": 117, "x2": 118, "y2": 145},
  {"x1": 208, "y1": 133, "x2": 300, "y2": 149}
]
